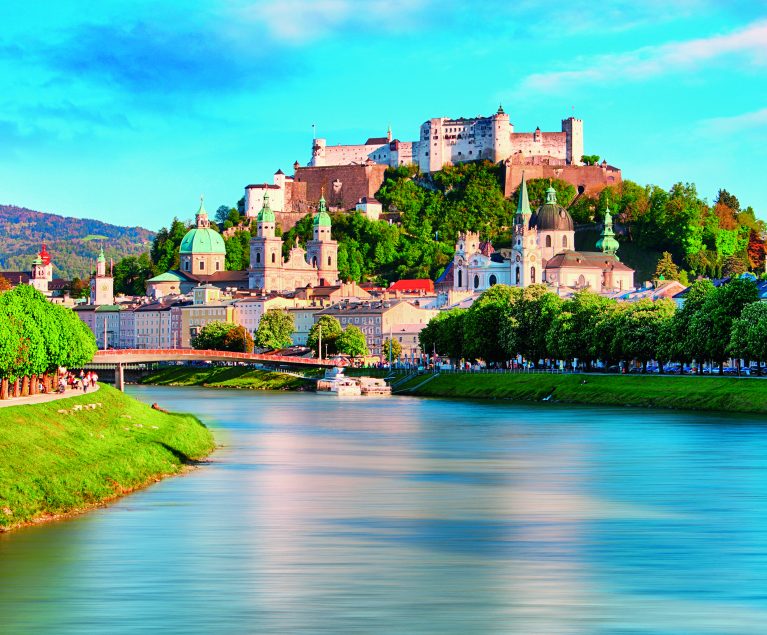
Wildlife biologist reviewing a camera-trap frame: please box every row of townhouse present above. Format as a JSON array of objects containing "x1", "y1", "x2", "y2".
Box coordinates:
[{"x1": 74, "y1": 282, "x2": 438, "y2": 360}]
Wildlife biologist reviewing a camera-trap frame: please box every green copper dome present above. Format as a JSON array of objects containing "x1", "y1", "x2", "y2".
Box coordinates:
[
  {"x1": 97, "y1": 246, "x2": 106, "y2": 263},
  {"x1": 314, "y1": 193, "x2": 332, "y2": 227},
  {"x1": 179, "y1": 228, "x2": 226, "y2": 255},
  {"x1": 180, "y1": 197, "x2": 226, "y2": 255},
  {"x1": 257, "y1": 191, "x2": 276, "y2": 223}
]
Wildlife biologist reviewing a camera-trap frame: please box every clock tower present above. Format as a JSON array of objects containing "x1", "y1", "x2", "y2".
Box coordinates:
[{"x1": 90, "y1": 247, "x2": 114, "y2": 305}]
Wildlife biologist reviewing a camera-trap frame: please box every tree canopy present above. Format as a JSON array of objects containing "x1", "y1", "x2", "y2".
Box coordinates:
[{"x1": 254, "y1": 310, "x2": 294, "y2": 351}]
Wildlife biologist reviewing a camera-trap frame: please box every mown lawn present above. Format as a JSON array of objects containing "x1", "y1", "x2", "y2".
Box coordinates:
[
  {"x1": 141, "y1": 366, "x2": 313, "y2": 391},
  {"x1": 0, "y1": 384, "x2": 215, "y2": 531},
  {"x1": 409, "y1": 372, "x2": 767, "y2": 414}
]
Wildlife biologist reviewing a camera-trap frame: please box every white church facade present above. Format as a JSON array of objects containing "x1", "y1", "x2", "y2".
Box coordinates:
[{"x1": 452, "y1": 173, "x2": 634, "y2": 294}]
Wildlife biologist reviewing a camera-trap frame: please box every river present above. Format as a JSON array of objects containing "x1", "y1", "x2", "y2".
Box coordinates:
[{"x1": 2, "y1": 386, "x2": 767, "y2": 634}]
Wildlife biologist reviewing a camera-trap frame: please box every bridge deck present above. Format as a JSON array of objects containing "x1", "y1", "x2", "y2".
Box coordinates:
[{"x1": 92, "y1": 349, "x2": 337, "y2": 367}]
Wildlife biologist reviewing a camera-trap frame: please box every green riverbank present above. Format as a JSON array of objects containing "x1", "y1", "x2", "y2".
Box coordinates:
[
  {"x1": 0, "y1": 384, "x2": 215, "y2": 532},
  {"x1": 398, "y1": 372, "x2": 767, "y2": 414},
  {"x1": 140, "y1": 366, "x2": 315, "y2": 391}
]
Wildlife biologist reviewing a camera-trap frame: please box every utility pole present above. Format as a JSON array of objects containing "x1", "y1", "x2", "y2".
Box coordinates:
[{"x1": 318, "y1": 324, "x2": 322, "y2": 361}]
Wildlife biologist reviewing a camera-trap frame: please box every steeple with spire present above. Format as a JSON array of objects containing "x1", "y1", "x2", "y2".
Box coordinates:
[
  {"x1": 196, "y1": 195, "x2": 210, "y2": 229},
  {"x1": 596, "y1": 199, "x2": 620, "y2": 257}
]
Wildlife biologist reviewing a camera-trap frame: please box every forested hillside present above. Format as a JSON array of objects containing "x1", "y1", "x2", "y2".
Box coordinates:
[{"x1": 0, "y1": 205, "x2": 155, "y2": 279}]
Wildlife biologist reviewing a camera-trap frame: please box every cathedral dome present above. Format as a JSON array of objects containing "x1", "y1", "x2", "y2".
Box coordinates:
[
  {"x1": 530, "y1": 186, "x2": 574, "y2": 232},
  {"x1": 180, "y1": 198, "x2": 226, "y2": 255},
  {"x1": 179, "y1": 227, "x2": 226, "y2": 255}
]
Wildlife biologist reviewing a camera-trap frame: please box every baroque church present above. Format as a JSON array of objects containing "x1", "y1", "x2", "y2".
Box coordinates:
[
  {"x1": 146, "y1": 193, "x2": 339, "y2": 298},
  {"x1": 452, "y1": 173, "x2": 634, "y2": 293}
]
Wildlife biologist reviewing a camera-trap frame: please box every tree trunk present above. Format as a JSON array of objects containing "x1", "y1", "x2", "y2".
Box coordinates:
[
  {"x1": 719, "y1": 361, "x2": 724, "y2": 375},
  {"x1": 13, "y1": 379, "x2": 20, "y2": 398},
  {"x1": 0, "y1": 378, "x2": 8, "y2": 400},
  {"x1": 30, "y1": 374, "x2": 37, "y2": 395},
  {"x1": 21, "y1": 376, "x2": 29, "y2": 397}
]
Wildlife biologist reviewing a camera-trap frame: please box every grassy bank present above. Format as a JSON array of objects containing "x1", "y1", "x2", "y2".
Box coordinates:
[
  {"x1": 0, "y1": 384, "x2": 215, "y2": 531},
  {"x1": 403, "y1": 372, "x2": 767, "y2": 414},
  {"x1": 141, "y1": 366, "x2": 314, "y2": 391}
]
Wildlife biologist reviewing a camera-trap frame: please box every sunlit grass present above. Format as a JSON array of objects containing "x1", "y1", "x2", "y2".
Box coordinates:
[{"x1": 0, "y1": 385, "x2": 214, "y2": 530}]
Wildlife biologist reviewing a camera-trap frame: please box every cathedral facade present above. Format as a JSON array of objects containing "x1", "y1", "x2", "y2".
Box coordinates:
[{"x1": 248, "y1": 192, "x2": 339, "y2": 292}]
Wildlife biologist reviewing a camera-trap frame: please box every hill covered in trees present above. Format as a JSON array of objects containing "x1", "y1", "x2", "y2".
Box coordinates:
[{"x1": 0, "y1": 205, "x2": 155, "y2": 279}]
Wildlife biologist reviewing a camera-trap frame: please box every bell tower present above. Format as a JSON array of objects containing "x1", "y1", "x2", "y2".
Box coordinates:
[
  {"x1": 249, "y1": 191, "x2": 284, "y2": 290},
  {"x1": 90, "y1": 246, "x2": 114, "y2": 305},
  {"x1": 511, "y1": 172, "x2": 540, "y2": 286},
  {"x1": 306, "y1": 191, "x2": 339, "y2": 287}
]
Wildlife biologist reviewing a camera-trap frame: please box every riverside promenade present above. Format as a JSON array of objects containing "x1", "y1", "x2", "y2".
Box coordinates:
[{"x1": 0, "y1": 384, "x2": 100, "y2": 409}]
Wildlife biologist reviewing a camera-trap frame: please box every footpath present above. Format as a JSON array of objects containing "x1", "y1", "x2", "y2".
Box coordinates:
[{"x1": 0, "y1": 384, "x2": 100, "y2": 409}]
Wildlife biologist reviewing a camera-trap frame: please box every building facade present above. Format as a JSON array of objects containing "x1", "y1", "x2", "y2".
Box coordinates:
[{"x1": 248, "y1": 193, "x2": 339, "y2": 292}]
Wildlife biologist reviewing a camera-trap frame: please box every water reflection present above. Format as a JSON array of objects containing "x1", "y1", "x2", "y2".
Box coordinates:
[{"x1": 1, "y1": 387, "x2": 766, "y2": 634}]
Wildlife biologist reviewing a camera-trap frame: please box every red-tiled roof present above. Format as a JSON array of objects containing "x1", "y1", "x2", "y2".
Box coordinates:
[{"x1": 388, "y1": 279, "x2": 435, "y2": 293}]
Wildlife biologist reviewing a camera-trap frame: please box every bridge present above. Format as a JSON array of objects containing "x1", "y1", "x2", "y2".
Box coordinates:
[{"x1": 89, "y1": 349, "x2": 338, "y2": 390}]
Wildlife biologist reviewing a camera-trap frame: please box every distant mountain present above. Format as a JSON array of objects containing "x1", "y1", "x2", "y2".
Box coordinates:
[{"x1": 0, "y1": 205, "x2": 155, "y2": 280}]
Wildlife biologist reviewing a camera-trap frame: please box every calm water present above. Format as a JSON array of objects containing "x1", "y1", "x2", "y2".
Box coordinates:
[{"x1": 2, "y1": 387, "x2": 767, "y2": 634}]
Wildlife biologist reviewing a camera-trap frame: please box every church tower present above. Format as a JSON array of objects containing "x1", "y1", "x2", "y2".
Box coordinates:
[
  {"x1": 596, "y1": 201, "x2": 620, "y2": 257},
  {"x1": 306, "y1": 192, "x2": 339, "y2": 287},
  {"x1": 248, "y1": 191, "x2": 284, "y2": 290},
  {"x1": 511, "y1": 172, "x2": 540, "y2": 286},
  {"x1": 90, "y1": 247, "x2": 114, "y2": 305}
]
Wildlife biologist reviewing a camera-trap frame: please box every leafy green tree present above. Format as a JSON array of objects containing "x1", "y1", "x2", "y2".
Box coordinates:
[
  {"x1": 463, "y1": 285, "x2": 521, "y2": 362},
  {"x1": 254, "y1": 310, "x2": 294, "y2": 350},
  {"x1": 715, "y1": 189, "x2": 740, "y2": 213},
  {"x1": 506, "y1": 285, "x2": 563, "y2": 364},
  {"x1": 613, "y1": 299, "x2": 676, "y2": 370},
  {"x1": 337, "y1": 325, "x2": 368, "y2": 358},
  {"x1": 224, "y1": 229, "x2": 251, "y2": 271},
  {"x1": 419, "y1": 308, "x2": 466, "y2": 361},
  {"x1": 659, "y1": 279, "x2": 714, "y2": 365},
  {"x1": 546, "y1": 290, "x2": 611, "y2": 368},
  {"x1": 729, "y1": 302, "x2": 767, "y2": 365},
  {"x1": 223, "y1": 324, "x2": 255, "y2": 353},
  {"x1": 689, "y1": 277, "x2": 758, "y2": 371},
  {"x1": 654, "y1": 252, "x2": 681, "y2": 281},
  {"x1": 114, "y1": 253, "x2": 154, "y2": 295},
  {"x1": 307, "y1": 315, "x2": 343, "y2": 357},
  {"x1": 215, "y1": 205, "x2": 231, "y2": 226},
  {"x1": 192, "y1": 321, "x2": 237, "y2": 350},
  {"x1": 581, "y1": 155, "x2": 600, "y2": 166},
  {"x1": 151, "y1": 218, "x2": 188, "y2": 273},
  {"x1": 382, "y1": 337, "x2": 402, "y2": 361}
]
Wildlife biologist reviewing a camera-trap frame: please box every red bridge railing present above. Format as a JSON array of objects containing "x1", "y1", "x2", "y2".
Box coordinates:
[{"x1": 92, "y1": 349, "x2": 339, "y2": 367}]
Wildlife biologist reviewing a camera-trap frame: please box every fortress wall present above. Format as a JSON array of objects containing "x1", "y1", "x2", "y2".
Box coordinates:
[
  {"x1": 294, "y1": 164, "x2": 389, "y2": 211},
  {"x1": 510, "y1": 132, "x2": 567, "y2": 161},
  {"x1": 504, "y1": 163, "x2": 622, "y2": 199}
]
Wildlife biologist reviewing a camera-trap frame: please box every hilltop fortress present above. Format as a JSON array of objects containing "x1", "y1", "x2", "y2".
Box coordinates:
[
  {"x1": 310, "y1": 106, "x2": 584, "y2": 173},
  {"x1": 243, "y1": 106, "x2": 620, "y2": 221}
]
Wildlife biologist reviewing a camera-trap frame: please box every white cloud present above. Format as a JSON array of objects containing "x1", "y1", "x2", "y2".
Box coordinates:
[
  {"x1": 233, "y1": 0, "x2": 429, "y2": 43},
  {"x1": 701, "y1": 107, "x2": 767, "y2": 133},
  {"x1": 521, "y1": 18, "x2": 767, "y2": 92}
]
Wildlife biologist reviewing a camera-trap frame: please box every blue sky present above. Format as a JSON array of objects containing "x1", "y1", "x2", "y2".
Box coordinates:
[{"x1": 1, "y1": 0, "x2": 766, "y2": 231}]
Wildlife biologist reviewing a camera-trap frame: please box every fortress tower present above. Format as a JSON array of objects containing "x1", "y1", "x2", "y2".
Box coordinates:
[{"x1": 562, "y1": 117, "x2": 584, "y2": 166}]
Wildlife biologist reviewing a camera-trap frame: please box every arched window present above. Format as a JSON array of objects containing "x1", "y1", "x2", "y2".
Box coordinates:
[
  {"x1": 545, "y1": 235, "x2": 552, "y2": 248},
  {"x1": 256, "y1": 252, "x2": 261, "y2": 264},
  {"x1": 271, "y1": 252, "x2": 276, "y2": 264},
  {"x1": 312, "y1": 256, "x2": 317, "y2": 267},
  {"x1": 328, "y1": 256, "x2": 332, "y2": 266},
  {"x1": 562, "y1": 235, "x2": 568, "y2": 248},
  {"x1": 515, "y1": 266, "x2": 520, "y2": 285},
  {"x1": 530, "y1": 266, "x2": 536, "y2": 283},
  {"x1": 184, "y1": 260, "x2": 190, "y2": 271},
  {"x1": 473, "y1": 275, "x2": 480, "y2": 289},
  {"x1": 458, "y1": 269, "x2": 463, "y2": 287},
  {"x1": 489, "y1": 274, "x2": 497, "y2": 286}
]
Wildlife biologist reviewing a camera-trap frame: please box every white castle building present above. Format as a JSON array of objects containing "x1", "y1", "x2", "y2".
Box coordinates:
[{"x1": 309, "y1": 106, "x2": 583, "y2": 173}]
